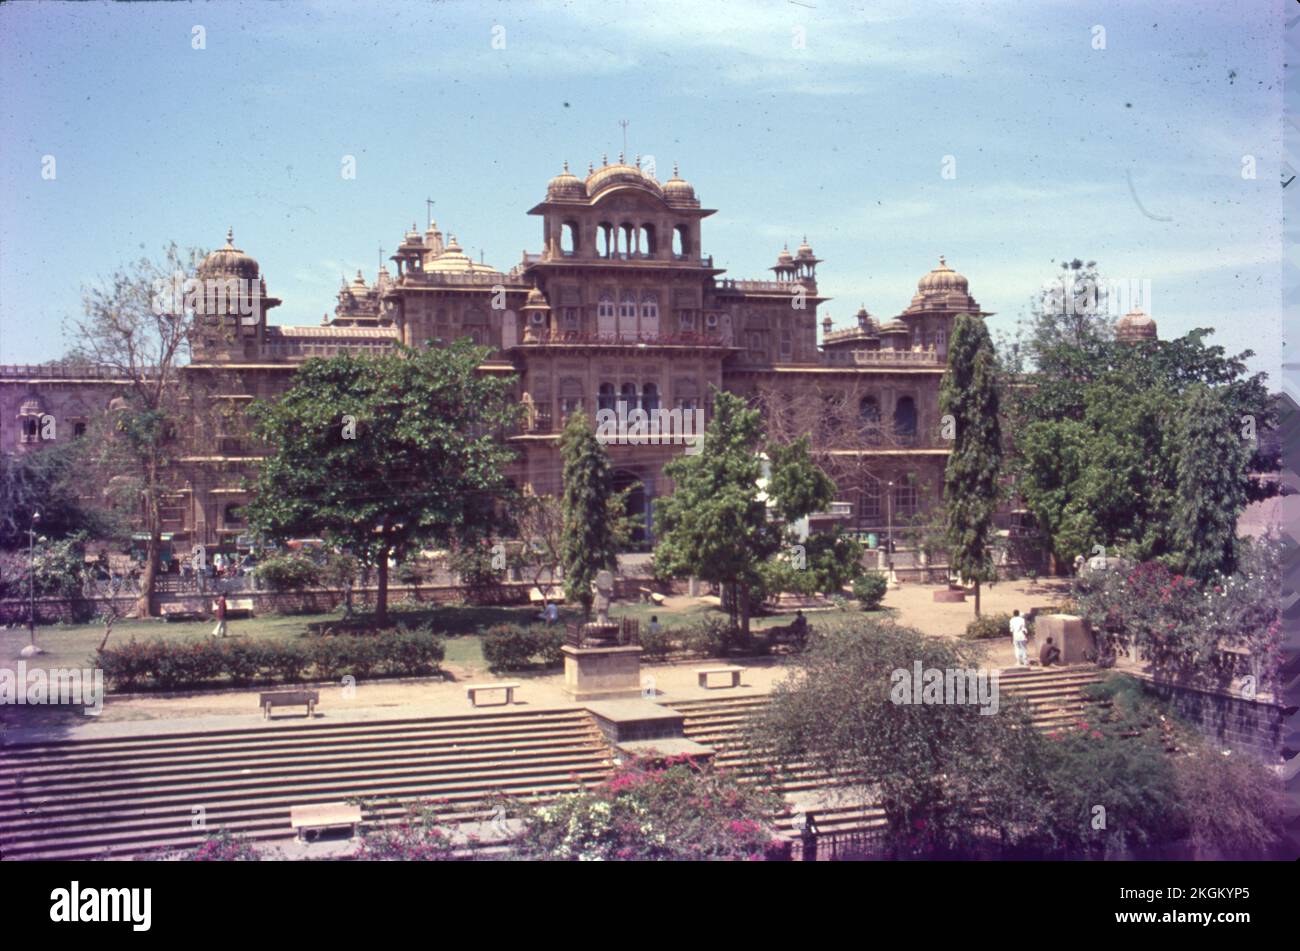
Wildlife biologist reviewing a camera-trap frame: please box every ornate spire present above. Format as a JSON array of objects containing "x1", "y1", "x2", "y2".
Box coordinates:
[{"x1": 225, "y1": 227, "x2": 234, "y2": 247}]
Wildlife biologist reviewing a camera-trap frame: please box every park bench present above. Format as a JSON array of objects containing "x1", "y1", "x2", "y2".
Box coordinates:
[
  {"x1": 697, "y1": 665, "x2": 745, "y2": 689},
  {"x1": 161, "y1": 602, "x2": 204, "y2": 622},
  {"x1": 260, "y1": 689, "x2": 319, "y2": 719},
  {"x1": 638, "y1": 586, "x2": 665, "y2": 605},
  {"x1": 215, "y1": 597, "x2": 255, "y2": 618},
  {"x1": 289, "y1": 802, "x2": 362, "y2": 841},
  {"x1": 466, "y1": 682, "x2": 520, "y2": 707}
]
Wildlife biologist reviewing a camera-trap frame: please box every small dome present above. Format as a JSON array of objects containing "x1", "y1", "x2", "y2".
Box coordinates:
[
  {"x1": 663, "y1": 163, "x2": 696, "y2": 204},
  {"x1": 854, "y1": 305, "x2": 874, "y2": 329},
  {"x1": 18, "y1": 396, "x2": 45, "y2": 416},
  {"x1": 547, "y1": 162, "x2": 587, "y2": 200},
  {"x1": 796, "y1": 237, "x2": 815, "y2": 259},
  {"x1": 917, "y1": 255, "x2": 969, "y2": 294},
  {"x1": 1116, "y1": 308, "x2": 1158, "y2": 342},
  {"x1": 200, "y1": 228, "x2": 260, "y2": 281},
  {"x1": 776, "y1": 245, "x2": 794, "y2": 265},
  {"x1": 523, "y1": 287, "x2": 550, "y2": 309},
  {"x1": 401, "y1": 223, "x2": 424, "y2": 246},
  {"x1": 348, "y1": 271, "x2": 369, "y2": 295}
]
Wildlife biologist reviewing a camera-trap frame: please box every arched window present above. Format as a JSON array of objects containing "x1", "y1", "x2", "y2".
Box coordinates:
[
  {"x1": 598, "y1": 223, "x2": 615, "y2": 258},
  {"x1": 673, "y1": 225, "x2": 690, "y2": 258},
  {"x1": 620, "y1": 223, "x2": 635, "y2": 257},
  {"x1": 619, "y1": 382, "x2": 638, "y2": 413},
  {"x1": 598, "y1": 382, "x2": 616, "y2": 413},
  {"x1": 559, "y1": 378, "x2": 584, "y2": 417},
  {"x1": 597, "y1": 293, "x2": 616, "y2": 318},
  {"x1": 640, "y1": 293, "x2": 658, "y2": 321},
  {"x1": 224, "y1": 503, "x2": 245, "y2": 526},
  {"x1": 893, "y1": 396, "x2": 917, "y2": 439},
  {"x1": 560, "y1": 221, "x2": 578, "y2": 256},
  {"x1": 859, "y1": 395, "x2": 881, "y2": 423},
  {"x1": 639, "y1": 224, "x2": 656, "y2": 256},
  {"x1": 641, "y1": 383, "x2": 659, "y2": 413},
  {"x1": 619, "y1": 292, "x2": 637, "y2": 319},
  {"x1": 674, "y1": 380, "x2": 699, "y2": 411}
]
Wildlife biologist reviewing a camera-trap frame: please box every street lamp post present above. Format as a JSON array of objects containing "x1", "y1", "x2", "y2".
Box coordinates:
[
  {"x1": 885, "y1": 481, "x2": 894, "y2": 586},
  {"x1": 22, "y1": 511, "x2": 44, "y2": 657}
]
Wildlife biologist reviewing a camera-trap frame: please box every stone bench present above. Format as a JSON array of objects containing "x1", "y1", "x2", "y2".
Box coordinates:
[
  {"x1": 290, "y1": 802, "x2": 362, "y2": 841},
  {"x1": 697, "y1": 665, "x2": 744, "y2": 689},
  {"x1": 466, "y1": 682, "x2": 520, "y2": 707},
  {"x1": 216, "y1": 597, "x2": 255, "y2": 618},
  {"x1": 161, "y1": 602, "x2": 204, "y2": 622},
  {"x1": 260, "y1": 689, "x2": 318, "y2": 719}
]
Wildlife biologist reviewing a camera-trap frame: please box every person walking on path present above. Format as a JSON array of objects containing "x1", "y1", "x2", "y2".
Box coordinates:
[
  {"x1": 212, "y1": 593, "x2": 228, "y2": 638},
  {"x1": 1009, "y1": 609, "x2": 1029, "y2": 666}
]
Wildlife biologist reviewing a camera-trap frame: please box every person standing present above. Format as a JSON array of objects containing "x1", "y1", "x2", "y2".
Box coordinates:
[
  {"x1": 1009, "y1": 609, "x2": 1028, "y2": 666},
  {"x1": 213, "y1": 592, "x2": 228, "y2": 638}
]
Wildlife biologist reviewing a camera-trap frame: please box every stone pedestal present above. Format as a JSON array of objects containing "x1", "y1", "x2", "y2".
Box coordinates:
[
  {"x1": 1034, "y1": 614, "x2": 1095, "y2": 664},
  {"x1": 562, "y1": 644, "x2": 643, "y2": 701},
  {"x1": 585, "y1": 699, "x2": 715, "y2": 764}
]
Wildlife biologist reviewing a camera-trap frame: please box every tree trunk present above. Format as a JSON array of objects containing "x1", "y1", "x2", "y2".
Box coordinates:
[
  {"x1": 376, "y1": 546, "x2": 390, "y2": 625},
  {"x1": 135, "y1": 526, "x2": 160, "y2": 618},
  {"x1": 973, "y1": 579, "x2": 981, "y2": 617},
  {"x1": 739, "y1": 583, "x2": 751, "y2": 640}
]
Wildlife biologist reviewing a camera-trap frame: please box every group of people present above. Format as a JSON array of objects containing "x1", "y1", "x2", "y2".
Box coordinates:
[{"x1": 1009, "y1": 608, "x2": 1061, "y2": 668}]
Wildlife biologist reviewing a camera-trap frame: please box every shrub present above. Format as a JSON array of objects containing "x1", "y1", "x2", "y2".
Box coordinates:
[
  {"x1": 682, "y1": 616, "x2": 729, "y2": 658},
  {"x1": 262, "y1": 640, "x2": 309, "y2": 682},
  {"x1": 95, "y1": 639, "x2": 157, "y2": 690},
  {"x1": 96, "y1": 631, "x2": 446, "y2": 690},
  {"x1": 501, "y1": 755, "x2": 784, "y2": 861},
  {"x1": 481, "y1": 623, "x2": 556, "y2": 671},
  {"x1": 962, "y1": 612, "x2": 1012, "y2": 640},
  {"x1": 256, "y1": 554, "x2": 320, "y2": 592},
  {"x1": 384, "y1": 628, "x2": 447, "y2": 676},
  {"x1": 639, "y1": 624, "x2": 673, "y2": 661},
  {"x1": 176, "y1": 830, "x2": 264, "y2": 861},
  {"x1": 356, "y1": 801, "x2": 458, "y2": 861},
  {"x1": 219, "y1": 639, "x2": 267, "y2": 685},
  {"x1": 852, "y1": 573, "x2": 888, "y2": 610}
]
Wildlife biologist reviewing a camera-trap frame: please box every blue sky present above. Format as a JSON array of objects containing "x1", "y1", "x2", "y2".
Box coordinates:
[{"x1": 0, "y1": 0, "x2": 1285, "y2": 378}]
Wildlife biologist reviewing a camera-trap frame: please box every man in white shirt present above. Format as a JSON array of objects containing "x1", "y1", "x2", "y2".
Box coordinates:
[{"x1": 1009, "y1": 610, "x2": 1029, "y2": 666}]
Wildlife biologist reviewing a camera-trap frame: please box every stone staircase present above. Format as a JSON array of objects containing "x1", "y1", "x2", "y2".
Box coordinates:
[
  {"x1": 668, "y1": 664, "x2": 1109, "y2": 839},
  {"x1": 0, "y1": 708, "x2": 612, "y2": 861},
  {"x1": 0, "y1": 666, "x2": 1108, "y2": 860}
]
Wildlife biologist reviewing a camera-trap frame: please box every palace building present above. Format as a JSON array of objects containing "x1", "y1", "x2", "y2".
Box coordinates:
[{"x1": 0, "y1": 155, "x2": 1027, "y2": 555}]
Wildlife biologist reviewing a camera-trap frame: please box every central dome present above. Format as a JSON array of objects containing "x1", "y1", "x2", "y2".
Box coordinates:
[
  {"x1": 585, "y1": 154, "x2": 663, "y2": 200},
  {"x1": 916, "y1": 255, "x2": 968, "y2": 294},
  {"x1": 200, "y1": 228, "x2": 259, "y2": 280}
]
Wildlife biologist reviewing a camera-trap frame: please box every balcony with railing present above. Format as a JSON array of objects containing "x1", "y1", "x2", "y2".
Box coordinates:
[
  {"x1": 819, "y1": 348, "x2": 943, "y2": 367},
  {"x1": 512, "y1": 329, "x2": 728, "y2": 349}
]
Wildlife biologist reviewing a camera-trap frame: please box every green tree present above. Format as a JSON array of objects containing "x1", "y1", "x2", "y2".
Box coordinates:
[
  {"x1": 1170, "y1": 384, "x2": 1250, "y2": 581},
  {"x1": 559, "y1": 410, "x2": 621, "y2": 619},
  {"x1": 750, "y1": 617, "x2": 1044, "y2": 856},
  {"x1": 940, "y1": 314, "x2": 1002, "y2": 615},
  {"x1": 653, "y1": 390, "x2": 833, "y2": 637},
  {"x1": 0, "y1": 443, "x2": 110, "y2": 549},
  {"x1": 66, "y1": 243, "x2": 202, "y2": 616},
  {"x1": 245, "y1": 341, "x2": 517, "y2": 625}
]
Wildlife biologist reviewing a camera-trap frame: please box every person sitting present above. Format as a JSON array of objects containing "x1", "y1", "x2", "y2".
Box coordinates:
[
  {"x1": 791, "y1": 610, "x2": 808, "y2": 635},
  {"x1": 1039, "y1": 635, "x2": 1062, "y2": 667}
]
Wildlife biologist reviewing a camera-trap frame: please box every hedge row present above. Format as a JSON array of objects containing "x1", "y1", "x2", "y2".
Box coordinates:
[
  {"x1": 97, "y1": 631, "x2": 446, "y2": 690},
  {"x1": 481, "y1": 624, "x2": 565, "y2": 671}
]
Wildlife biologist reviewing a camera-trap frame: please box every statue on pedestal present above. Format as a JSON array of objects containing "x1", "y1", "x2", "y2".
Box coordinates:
[{"x1": 593, "y1": 569, "x2": 614, "y2": 626}]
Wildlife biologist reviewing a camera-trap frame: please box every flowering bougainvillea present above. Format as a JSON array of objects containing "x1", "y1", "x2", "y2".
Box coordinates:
[
  {"x1": 355, "y1": 801, "x2": 459, "y2": 861},
  {"x1": 1074, "y1": 538, "x2": 1281, "y2": 696},
  {"x1": 500, "y1": 755, "x2": 785, "y2": 861},
  {"x1": 176, "y1": 830, "x2": 265, "y2": 861}
]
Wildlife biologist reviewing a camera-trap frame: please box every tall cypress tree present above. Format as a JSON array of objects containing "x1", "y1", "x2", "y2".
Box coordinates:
[
  {"x1": 1171, "y1": 384, "x2": 1249, "y2": 581},
  {"x1": 940, "y1": 313, "x2": 1003, "y2": 616},
  {"x1": 559, "y1": 410, "x2": 619, "y2": 619}
]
